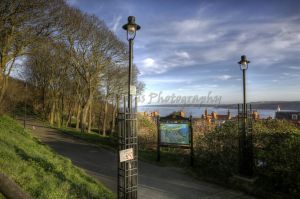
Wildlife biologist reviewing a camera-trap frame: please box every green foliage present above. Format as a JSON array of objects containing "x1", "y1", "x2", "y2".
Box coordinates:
[
  {"x1": 57, "y1": 127, "x2": 118, "y2": 151},
  {"x1": 137, "y1": 115, "x2": 157, "y2": 150},
  {"x1": 253, "y1": 120, "x2": 300, "y2": 195},
  {"x1": 0, "y1": 192, "x2": 5, "y2": 199},
  {"x1": 194, "y1": 119, "x2": 300, "y2": 197},
  {"x1": 0, "y1": 116, "x2": 115, "y2": 199},
  {"x1": 254, "y1": 119, "x2": 300, "y2": 134},
  {"x1": 194, "y1": 121, "x2": 239, "y2": 178}
]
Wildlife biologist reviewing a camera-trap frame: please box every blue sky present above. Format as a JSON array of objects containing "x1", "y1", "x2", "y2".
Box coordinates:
[{"x1": 67, "y1": 0, "x2": 300, "y2": 104}]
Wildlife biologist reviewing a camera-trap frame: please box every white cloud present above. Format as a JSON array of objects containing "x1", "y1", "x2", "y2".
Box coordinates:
[
  {"x1": 143, "y1": 78, "x2": 189, "y2": 84},
  {"x1": 175, "y1": 51, "x2": 190, "y2": 59},
  {"x1": 288, "y1": 66, "x2": 300, "y2": 70},
  {"x1": 283, "y1": 72, "x2": 300, "y2": 78},
  {"x1": 187, "y1": 84, "x2": 219, "y2": 89},
  {"x1": 139, "y1": 58, "x2": 167, "y2": 74},
  {"x1": 111, "y1": 15, "x2": 122, "y2": 32},
  {"x1": 143, "y1": 58, "x2": 155, "y2": 67},
  {"x1": 138, "y1": 52, "x2": 195, "y2": 75},
  {"x1": 173, "y1": 19, "x2": 208, "y2": 32},
  {"x1": 217, "y1": 75, "x2": 232, "y2": 80}
]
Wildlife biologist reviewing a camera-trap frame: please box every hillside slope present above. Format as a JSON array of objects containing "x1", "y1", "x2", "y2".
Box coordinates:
[{"x1": 0, "y1": 116, "x2": 114, "y2": 199}]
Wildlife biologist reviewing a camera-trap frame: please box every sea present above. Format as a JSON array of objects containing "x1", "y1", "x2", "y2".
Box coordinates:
[{"x1": 138, "y1": 106, "x2": 277, "y2": 119}]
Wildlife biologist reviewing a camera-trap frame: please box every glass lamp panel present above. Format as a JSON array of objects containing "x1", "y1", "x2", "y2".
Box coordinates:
[
  {"x1": 240, "y1": 62, "x2": 248, "y2": 70},
  {"x1": 127, "y1": 24, "x2": 136, "y2": 34}
]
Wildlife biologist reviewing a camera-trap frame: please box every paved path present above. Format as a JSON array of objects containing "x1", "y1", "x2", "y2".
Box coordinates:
[{"x1": 26, "y1": 120, "x2": 254, "y2": 199}]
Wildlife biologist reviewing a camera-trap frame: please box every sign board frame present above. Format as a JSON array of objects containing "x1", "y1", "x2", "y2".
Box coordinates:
[
  {"x1": 160, "y1": 122, "x2": 190, "y2": 146},
  {"x1": 157, "y1": 114, "x2": 194, "y2": 166},
  {"x1": 119, "y1": 148, "x2": 134, "y2": 162}
]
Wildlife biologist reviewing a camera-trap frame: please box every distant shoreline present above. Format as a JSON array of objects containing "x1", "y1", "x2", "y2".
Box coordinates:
[{"x1": 139, "y1": 101, "x2": 300, "y2": 111}]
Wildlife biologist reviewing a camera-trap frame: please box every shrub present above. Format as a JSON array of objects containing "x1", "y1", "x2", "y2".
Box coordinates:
[
  {"x1": 137, "y1": 114, "x2": 157, "y2": 150},
  {"x1": 193, "y1": 119, "x2": 300, "y2": 196},
  {"x1": 194, "y1": 121, "x2": 239, "y2": 178},
  {"x1": 253, "y1": 120, "x2": 300, "y2": 195}
]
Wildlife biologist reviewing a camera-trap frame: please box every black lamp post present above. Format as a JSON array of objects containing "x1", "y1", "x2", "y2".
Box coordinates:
[
  {"x1": 123, "y1": 16, "x2": 141, "y2": 111},
  {"x1": 238, "y1": 55, "x2": 249, "y2": 122},
  {"x1": 238, "y1": 55, "x2": 254, "y2": 177},
  {"x1": 118, "y1": 16, "x2": 140, "y2": 199}
]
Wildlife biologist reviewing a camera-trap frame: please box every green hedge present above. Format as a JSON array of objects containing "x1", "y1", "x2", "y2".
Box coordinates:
[
  {"x1": 194, "y1": 121, "x2": 239, "y2": 178},
  {"x1": 194, "y1": 120, "x2": 300, "y2": 197},
  {"x1": 253, "y1": 120, "x2": 300, "y2": 195}
]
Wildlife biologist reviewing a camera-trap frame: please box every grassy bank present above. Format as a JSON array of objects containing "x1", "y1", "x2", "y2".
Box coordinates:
[{"x1": 0, "y1": 116, "x2": 115, "y2": 199}]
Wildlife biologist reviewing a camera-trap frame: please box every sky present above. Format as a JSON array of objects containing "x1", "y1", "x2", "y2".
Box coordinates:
[{"x1": 67, "y1": 0, "x2": 300, "y2": 104}]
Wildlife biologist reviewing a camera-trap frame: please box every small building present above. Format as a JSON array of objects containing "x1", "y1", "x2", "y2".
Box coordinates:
[
  {"x1": 275, "y1": 109, "x2": 300, "y2": 125},
  {"x1": 151, "y1": 111, "x2": 159, "y2": 117},
  {"x1": 201, "y1": 108, "x2": 261, "y2": 124},
  {"x1": 201, "y1": 108, "x2": 231, "y2": 124}
]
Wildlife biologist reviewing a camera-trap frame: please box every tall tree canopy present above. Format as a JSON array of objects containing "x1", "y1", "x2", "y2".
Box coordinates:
[{"x1": 0, "y1": 0, "x2": 144, "y2": 133}]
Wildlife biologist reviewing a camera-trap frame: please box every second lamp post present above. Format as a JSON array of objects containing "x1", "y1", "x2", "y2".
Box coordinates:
[{"x1": 238, "y1": 55, "x2": 254, "y2": 177}]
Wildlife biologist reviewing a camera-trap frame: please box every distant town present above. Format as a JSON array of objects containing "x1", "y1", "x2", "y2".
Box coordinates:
[{"x1": 141, "y1": 101, "x2": 300, "y2": 110}]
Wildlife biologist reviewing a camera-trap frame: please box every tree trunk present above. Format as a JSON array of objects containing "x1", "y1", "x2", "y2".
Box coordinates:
[
  {"x1": 66, "y1": 105, "x2": 72, "y2": 127},
  {"x1": 49, "y1": 102, "x2": 55, "y2": 125},
  {"x1": 42, "y1": 86, "x2": 46, "y2": 120},
  {"x1": 0, "y1": 75, "x2": 9, "y2": 106},
  {"x1": 61, "y1": 94, "x2": 64, "y2": 126},
  {"x1": 81, "y1": 100, "x2": 91, "y2": 133},
  {"x1": 102, "y1": 99, "x2": 108, "y2": 136},
  {"x1": 80, "y1": 105, "x2": 85, "y2": 133},
  {"x1": 80, "y1": 85, "x2": 95, "y2": 132},
  {"x1": 56, "y1": 108, "x2": 61, "y2": 128},
  {"x1": 98, "y1": 103, "x2": 102, "y2": 135},
  {"x1": 76, "y1": 103, "x2": 81, "y2": 130},
  {"x1": 88, "y1": 103, "x2": 92, "y2": 133},
  {"x1": 111, "y1": 97, "x2": 118, "y2": 135}
]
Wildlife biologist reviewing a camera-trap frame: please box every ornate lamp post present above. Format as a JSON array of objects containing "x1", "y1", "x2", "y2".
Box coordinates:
[
  {"x1": 239, "y1": 55, "x2": 249, "y2": 122},
  {"x1": 122, "y1": 16, "x2": 141, "y2": 111},
  {"x1": 238, "y1": 55, "x2": 254, "y2": 177},
  {"x1": 117, "y1": 16, "x2": 140, "y2": 199}
]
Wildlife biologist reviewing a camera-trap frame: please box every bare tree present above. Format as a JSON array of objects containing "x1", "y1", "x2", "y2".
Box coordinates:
[
  {"x1": 0, "y1": 0, "x2": 64, "y2": 106},
  {"x1": 20, "y1": 1, "x2": 144, "y2": 134}
]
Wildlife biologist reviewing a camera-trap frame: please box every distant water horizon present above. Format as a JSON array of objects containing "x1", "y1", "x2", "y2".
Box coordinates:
[{"x1": 138, "y1": 106, "x2": 277, "y2": 119}]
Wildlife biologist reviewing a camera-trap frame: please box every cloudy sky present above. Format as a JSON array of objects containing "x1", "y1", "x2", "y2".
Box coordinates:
[{"x1": 68, "y1": 0, "x2": 300, "y2": 104}]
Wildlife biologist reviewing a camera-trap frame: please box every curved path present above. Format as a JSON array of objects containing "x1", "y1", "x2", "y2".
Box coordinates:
[{"x1": 26, "y1": 120, "x2": 254, "y2": 199}]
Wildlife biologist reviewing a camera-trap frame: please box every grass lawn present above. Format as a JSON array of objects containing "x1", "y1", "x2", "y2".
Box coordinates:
[
  {"x1": 0, "y1": 193, "x2": 5, "y2": 199},
  {"x1": 0, "y1": 116, "x2": 115, "y2": 199},
  {"x1": 57, "y1": 127, "x2": 118, "y2": 151}
]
